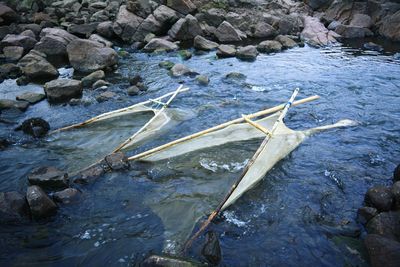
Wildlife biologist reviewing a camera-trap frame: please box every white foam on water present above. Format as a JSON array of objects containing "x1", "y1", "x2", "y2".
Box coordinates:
[
  {"x1": 199, "y1": 159, "x2": 249, "y2": 173},
  {"x1": 223, "y1": 211, "x2": 248, "y2": 227}
]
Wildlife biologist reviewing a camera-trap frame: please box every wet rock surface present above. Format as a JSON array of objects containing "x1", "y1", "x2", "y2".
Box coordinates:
[
  {"x1": 143, "y1": 38, "x2": 178, "y2": 52},
  {"x1": 142, "y1": 254, "x2": 200, "y2": 267},
  {"x1": 0, "y1": 191, "x2": 30, "y2": 224},
  {"x1": 16, "y1": 117, "x2": 50, "y2": 137},
  {"x1": 202, "y1": 231, "x2": 221, "y2": 265},
  {"x1": 104, "y1": 152, "x2": 130, "y2": 171},
  {"x1": 364, "y1": 234, "x2": 400, "y2": 267},
  {"x1": 16, "y1": 92, "x2": 45, "y2": 104},
  {"x1": 53, "y1": 188, "x2": 80, "y2": 204},
  {"x1": 28, "y1": 166, "x2": 68, "y2": 189},
  {"x1": 26, "y1": 185, "x2": 57, "y2": 220},
  {"x1": 17, "y1": 50, "x2": 58, "y2": 81},
  {"x1": 44, "y1": 79, "x2": 83, "y2": 103},
  {"x1": 365, "y1": 186, "x2": 394, "y2": 212}
]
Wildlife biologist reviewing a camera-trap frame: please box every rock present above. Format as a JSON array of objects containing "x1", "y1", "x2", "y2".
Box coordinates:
[
  {"x1": 363, "y1": 42, "x2": 383, "y2": 52},
  {"x1": 96, "y1": 91, "x2": 115, "y2": 102},
  {"x1": 170, "y1": 63, "x2": 191, "y2": 77},
  {"x1": 327, "y1": 21, "x2": 340, "y2": 31},
  {"x1": 143, "y1": 38, "x2": 178, "y2": 52},
  {"x1": 0, "y1": 138, "x2": 10, "y2": 150},
  {"x1": 142, "y1": 255, "x2": 199, "y2": 267},
  {"x1": 113, "y1": 5, "x2": 143, "y2": 43},
  {"x1": 126, "y1": 0, "x2": 153, "y2": 18},
  {"x1": 26, "y1": 185, "x2": 57, "y2": 219},
  {"x1": 275, "y1": 35, "x2": 297, "y2": 49},
  {"x1": 0, "y1": 34, "x2": 37, "y2": 53},
  {"x1": 16, "y1": 117, "x2": 50, "y2": 137},
  {"x1": 92, "y1": 79, "x2": 110, "y2": 89},
  {"x1": 365, "y1": 185, "x2": 394, "y2": 212},
  {"x1": 20, "y1": 29, "x2": 36, "y2": 40},
  {"x1": 379, "y1": 11, "x2": 400, "y2": 42},
  {"x1": 168, "y1": 14, "x2": 201, "y2": 41},
  {"x1": 0, "y1": 3, "x2": 19, "y2": 25},
  {"x1": 236, "y1": 45, "x2": 258, "y2": 61},
  {"x1": 200, "y1": 8, "x2": 226, "y2": 27},
  {"x1": 67, "y1": 39, "x2": 118, "y2": 73},
  {"x1": 301, "y1": 16, "x2": 338, "y2": 47},
  {"x1": 392, "y1": 181, "x2": 400, "y2": 208},
  {"x1": 350, "y1": 14, "x2": 372, "y2": 28},
  {"x1": 193, "y1": 35, "x2": 218, "y2": 51},
  {"x1": 2, "y1": 46, "x2": 24, "y2": 61},
  {"x1": 257, "y1": 40, "x2": 282, "y2": 53},
  {"x1": 178, "y1": 49, "x2": 192, "y2": 60},
  {"x1": 394, "y1": 164, "x2": 400, "y2": 182},
  {"x1": 96, "y1": 21, "x2": 115, "y2": 39},
  {"x1": 32, "y1": 12, "x2": 51, "y2": 24},
  {"x1": 216, "y1": 44, "x2": 236, "y2": 58},
  {"x1": 196, "y1": 75, "x2": 209, "y2": 85},
  {"x1": 127, "y1": 85, "x2": 140, "y2": 96},
  {"x1": 16, "y1": 76, "x2": 30, "y2": 86},
  {"x1": 28, "y1": 166, "x2": 68, "y2": 189},
  {"x1": 305, "y1": 0, "x2": 333, "y2": 10},
  {"x1": 252, "y1": 22, "x2": 276, "y2": 38},
  {"x1": 159, "y1": 60, "x2": 174, "y2": 69},
  {"x1": 16, "y1": 92, "x2": 45, "y2": 104},
  {"x1": 129, "y1": 74, "x2": 143, "y2": 85},
  {"x1": 335, "y1": 25, "x2": 373, "y2": 38},
  {"x1": 74, "y1": 164, "x2": 104, "y2": 184},
  {"x1": 153, "y1": 5, "x2": 181, "y2": 33},
  {"x1": 0, "y1": 191, "x2": 29, "y2": 224},
  {"x1": 366, "y1": 211, "x2": 400, "y2": 241},
  {"x1": 0, "y1": 99, "x2": 29, "y2": 111},
  {"x1": 132, "y1": 14, "x2": 162, "y2": 42},
  {"x1": 44, "y1": 79, "x2": 83, "y2": 103},
  {"x1": 357, "y1": 206, "x2": 378, "y2": 225},
  {"x1": 81, "y1": 70, "x2": 105, "y2": 87},
  {"x1": 136, "y1": 82, "x2": 148, "y2": 91},
  {"x1": 89, "y1": 34, "x2": 113, "y2": 47},
  {"x1": 215, "y1": 21, "x2": 242, "y2": 43},
  {"x1": 225, "y1": 72, "x2": 246, "y2": 80},
  {"x1": 18, "y1": 50, "x2": 58, "y2": 81},
  {"x1": 144, "y1": 33, "x2": 156, "y2": 43},
  {"x1": 34, "y1": 29, "x2": 77, "y2": 60},
  {"x1": 278, "y1": 15, "x2": 304, "y2": 36},
  {"x1": 53, "y1": 188, "x2": 80, "y2": 204},
  {"x1": 166, "y1": 0, "x2": 196, "y2": 15},
  {"x1": 104, "y1": 152, "x2": 130, "y2": 171},
  {"x1": 0, "y1": 63, "x2": 21, "y2": 79},
  {"x1": 202, "y1": 231, "x2": 221, "y2": 265},
  {"x1": 364, "y1": 234, "x2": 400, "y2": 267}
]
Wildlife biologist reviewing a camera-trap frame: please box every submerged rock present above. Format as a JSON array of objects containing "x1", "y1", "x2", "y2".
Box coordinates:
[
  {"x1": 53, "y1": 188, "x2": 80, "y2": 204},
  {"x1": 257, "y1": 40, "x2": 282, "y2": 53},
  {"x1": 365, "y1": 185, "x2": 394, "y2": 212},
  {"x1": 74, "y1": 164, "x2": 105, "y2": 185},
  {"x1": 16, "y1": 118, "x2": 50, "y2": 137},
  {"x1": 216, "y1": 44, "x2": 236, "y2": 58},
  {"x1": 104, "y1": 152, "x2": 130, "y2": 171},
  {"x1": 363, "y1": 42, "x2": 383, "y2": 52},
  {"x1": 202, "y1": 231, "x2": 222, "y2": 265},
  {"x1": 44, "y1": 79, "x2": 83, "y2": 103},
  {"x1": 179, "y1": 50, "x2": 192, "y2": 60},
  {"x1": 0, "y1": 99, "x2": 29, "y2": 112},
  {"x1": 96, "y1": 91, "x2": 116, "y2": 102},
  {"x1": 28, "y1": 166, "x2": 68, "y2": 189},
  {"x1": 364, "y1": 234, "x2": 400, "y2": 267},
  {"x1": 81, "y1": 70, "x2": 105, "y2": 87},
  {"x1": 143, "y1": 38, "x2": 178, "y2": 52},
  {"x1": 159, "y1": 60, "x2": 175, "y2": 70},
  {"x1": 26, "y1": 185, "x2": 57, "y2": 220},
  {"x1": 142, "y1": 255, "x2": 200, "y2": 267},
  {"x1": 0, "y1": 191, "x2": 30, "y2": 224},
  {"x1": 127, "y1": 85, "x2": 140, "y2": 96},
  {"x1": 196, "y1": 75, "x2": 209, "y2": 86},
  {"x1": 16, "y1": 92, "x2": 45, "y2": 104},
  {"x1": 170, "y1": 63, "x2": 192, "y2": 77}
]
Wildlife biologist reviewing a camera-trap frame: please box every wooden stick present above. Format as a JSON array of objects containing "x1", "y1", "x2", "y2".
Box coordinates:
[
  {"x1": 112, "y1": 85, "x2": 184, "y2": 153},
  {"x1": 128, "y1": 94, "x2": 319, "y2": 161},
  {"x1": 49, "y1": 87, "x2": 189, "y2": 134},
  {"x1": 182, "y1": 88, "x2": 300, "y2": 253},
  {"x1": 242, "y1": 115, "x2": 272, "y2": 137}
]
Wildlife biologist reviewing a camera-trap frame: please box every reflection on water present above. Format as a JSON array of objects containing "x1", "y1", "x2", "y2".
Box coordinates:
[{"x1": 1, "y1": 43, "x2": 400, "y2": 266}]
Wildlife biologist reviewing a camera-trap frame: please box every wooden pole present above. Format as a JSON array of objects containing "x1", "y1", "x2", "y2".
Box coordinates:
[
  {"x1": 242, "y1": 115, "x2": 272, "y2": 137},
  {"x1": 128, "y1": 94, "x2": 319, "y2": 161},
  {"x1": 49, "y1": 87, "x2": 189, "y2": 134},
  {"x1": 182, "y1": 88, "x2": 300, "y2": 253},
  {"x1": 112, "y1": 85, "x2": 184, "y2": 153}
]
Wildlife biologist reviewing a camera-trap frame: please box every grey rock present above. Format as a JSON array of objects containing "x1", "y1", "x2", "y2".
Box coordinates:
[
  {"x1": 193, "y1": 35, "x2": 218, "y2": 51},
  {"x1": 68, "y1": 23, "x2": 99, "y2": 38},
  {"x1": 96, "y1": 91, "x2": 116, "y2": 102},
  {"x1": 81, "y1": 70, "x2": 105, "y2": 87},
  {"x1": 126, "y1": 0, "x2": 153, "y2": 18},
  {"x1": 215, "y1": 21, "x2": 242, "y2": 43},
  {"x1": 365, "y1": 185, "x2": 394, "y2": 212},
  {"x1": 0, "y1": 34, "x2": 36, "y2": 53},
  {"x1": 144, "y1": 33, "x2": 156, "y2": 43},
  {"x1": 252, "y1": 22, "x2": 276, "y2": 38},
  {"x1": 104, "y1": 152, "x2": 130, "y2": 171},
  {"x1": 0, "y1": 191, "x2": 29, "y2": 224},
  {"x1": 166, "y1": 0, "x2": 196, "y2": 15},
  {"x1": 132, "y1": 14, "x2": 162, "y2": 42},
  {"x1": 366, "y1": 211, "x2": 400, "y2": 241},
  {"x1": 363, "y1": 42, "x2": 383, "y2": 52},
  {"x1": 142, "y1": 255, "x2": 199, "y2": 267},
  {"x1": 350, "y1": 14, "x2": 372, "y2": 28},
  {"x1": 236, "y1": 45, "x2": 258, "y2": 61},
  {"x1": 153, "y1": 5, "x2": 181, "y2": 33},
  {"x1": 379, "y1": 11, "x2": 400, "y2": 42},
  {"x1": 53, "y1": 188, "x2": 80, "y2": 204},
  {"x1": 127, "y1": 85, "x2": 140, "y2": 95},
  {"x1": 26, "y1": 185, "x2": 57, "y2": 219},
  {"x1": 257, "y1": 40, "x2": 282, "y2": 53},
  {"x1": 18, "y1": 50, "x2": 59, "y2": 81},
  {"x1": 0, "y1": 99, "x2": 29, "y2": 111},
  {"x1": 0, "y1": 3, "x2": 19, "y2": 25},
  {"x1": 168, "y1": 14, "x2": 201, "y2": 41},
  {"x1": 335, "y1": 25, "x2": 373, "y2": 38},
  {"x1": 170, "y1": 63, "x2": 191, "y2": 77},
  {"x1": 28, "y1": 166, "x2": 68, "y2": 189},
  {"x1": 89, "y1": 34, "x2": 113, "y2": 47},
  {"x1": 17, "y1": 117, "x2": 50, "y2": 137},
  {"x1": 202, "y1": 231, "x2": 221, "y2": 265},
  {"x1": 74, "y1": 164, "x2": 105, "y2": 184},
  {"x1": 92, "y1": 79, "x2": 111, "y2": 89},
  {"x1": 2, "y1": 46, "x2": 24, "y2": 61},
  {"x1": 35, "y1": 28, "x2": 77, "y2": 59},
  {"x1": 364, "y1": 234, "x2": 400, "y2": 267},
  {"x1": 0, "y1": 63, "x2": 21, "y2": 79},
  {"x1": 20, "y1": 29, "x2": 36, "y2": 39},
  {"x1": 143, "y1": 38, "x2": 178, "y2": 52},
  {"x1": 113, "y1": 5, "x2": 143, "y2": 43},
  {"x1": 278, "y1": 15, "x2": 304, "y2": 36},
  {"x1": 16, "y1": 92, "x2": 45, "y2": 104},
  {"x1": 357, "y1": 206, "x2": 378, "y2": 225},
  {"x1": 67, "y1": 39, "x2": 118, "y2": 73},
  {"x1": 301, "y1": 16, "x2": 338, "y2": 47},
  {"x1": 196, "y1": 75, "x2": 209, "y2": 85},
  {"x1": 275, "y1": 35, "x2": 297, "y2": 49},
  {"x1": 201, "y1": 8, "x2": 226, "y2": 27},
  {"x1": 178, "y1": 49, "x2": 192, "y2": 60},
  {"x1": 96, "y1": 21, "x2": 115, "y2": 39},
  {"x1": 44, "y1": 79, "x2": 83, "y2": 103},
  {"x1": 216, "y1": 44, "x2": 236, "y2": 58}
]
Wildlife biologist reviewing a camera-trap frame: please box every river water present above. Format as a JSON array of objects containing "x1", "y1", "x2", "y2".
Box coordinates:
[{"x1": 0, "y1": 42, "x2": 399, "y2": 266}]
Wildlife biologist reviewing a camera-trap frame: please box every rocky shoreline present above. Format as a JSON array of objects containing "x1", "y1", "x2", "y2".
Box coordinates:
[{"x1": 0, "y1": 0, "x2": 400, "y2": 266}]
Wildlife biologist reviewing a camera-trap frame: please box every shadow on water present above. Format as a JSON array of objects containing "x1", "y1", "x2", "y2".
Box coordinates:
[{"x1": 1, "y1": 40, "x2": 400, "y2": 265}]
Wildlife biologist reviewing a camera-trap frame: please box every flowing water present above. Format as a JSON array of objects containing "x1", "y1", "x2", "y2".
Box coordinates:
[{"x1": 0, "y1": 42, "x2": 400, "y2": 266}]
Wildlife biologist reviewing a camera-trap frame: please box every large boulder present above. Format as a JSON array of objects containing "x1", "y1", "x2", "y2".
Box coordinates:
[
  {"x1": 275, "y1": 35, "x2": 297, "y2": 49},
  {"x1": 126, "y1": 0, "x2": 153, "y2": 18},
  {"x1": 357, "y1": 206, "x2": 378, "y2": 225},
  {"x1": 236, "y1": 45, "x2": 258, "y2": 61},
  {"x1": 379, "y1": 11, "x2": 400, "y2": 42},
  {"x1": 67, "y1": 23, "x2": 99, "y2": 38},
  {"x1": 67, "y1": 39, "x2": 118, "y2": 73},
  {"x1": 216, "y1": 44, "x2": 236, "y2": 58},
  {"x1": 301, "y1": 16, "x2": 338, "y2": 47},
  {"x1": 252, "y1": 22, "x2": 276, "y2": 38},
  {"x1": 257, "y1": 40, "x2": 282, "y2": 53},
  {"x1": 0, "y1": 34, "x2": 37, "y2": 53},
  {"x1": 153, "y1": 5, "x2": 181, "y2": 32},
  {"x1": 366, "y1": 211, "x2": 400, "y2": 241},
  {"x1": 44, "y1": 79, "x2": 83, "y2": 103},
  {"x1": 364, "y1": 234, "x2": 400, "y2": 267},
  {"x1": 26, "y1": 185, "x2": 57, "y2": 220},
  {"x1": 28, "y1": 166, "x2": 68, "y2": 189},
  {"x1": 113, "y1": 5, "x2": 143, "y2": 43},
  {"x1": 18, "y1": 50, "x2": 59, "y2": 81},
  {"x1": 143, "y1": 38, "x2": 178, "y2": 52},
  {"x1": 132, "y1": 14, "x2": 162, "y2": 42},
  {"x1": 335, "y1": 25, "x2": 373, "y2": 38},
  {"x1": 365, "y1": 185, "x2": 394, "y2": 212},
  {"x1": 0, "y1": 191, "x2": 30, "y2": 224},
  {"x1": 166, "y1": 0, "x2": 196, "y2": 15},
  {"x1": 278, "y1": 15, "x2": 304, "y2": 36},
  {"x1": 350, "y1": 14, "x2": 372, "y2": 28},
  {"x1": 0, "y1": 3, "x2": 19, "y2": 25},
  {"x1": 215, "y1": 21, "x2": 242, "y2": 43},
  {"x1": 168, "y1": 14, "x2": 201, "y2": 40},
  {"x1": 96, "y1": 21, "x2": 115, "y2": 39},
  {"x1": 193, "y1": 35, "x2": 218, "y2": 51}
]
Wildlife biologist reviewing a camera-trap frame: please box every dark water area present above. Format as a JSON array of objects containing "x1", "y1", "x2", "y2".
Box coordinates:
[{"x1": 0, "y1": 41, "x2": 400, "y2": 266}]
